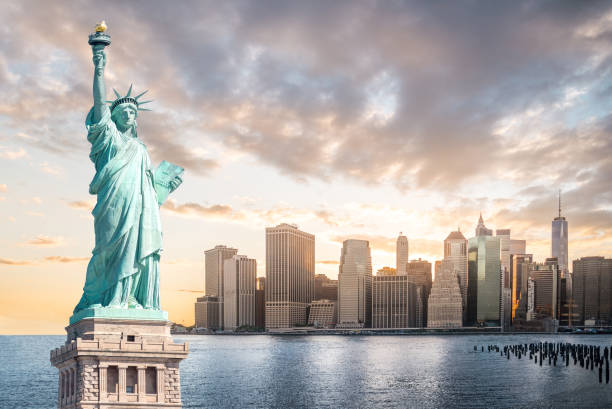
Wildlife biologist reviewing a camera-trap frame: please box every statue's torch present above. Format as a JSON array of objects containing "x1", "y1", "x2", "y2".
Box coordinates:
[{"x1": 88, "y1": 21, "x2": 111, "y2": 48}]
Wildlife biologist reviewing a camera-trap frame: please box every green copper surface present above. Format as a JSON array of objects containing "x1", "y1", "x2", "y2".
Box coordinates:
[
  {"x1": 71, "y1": 25, "x2": 183, "y2": 324},
  {"x1": 70, "y1": 307, "x2": 168, "y2": 325}
]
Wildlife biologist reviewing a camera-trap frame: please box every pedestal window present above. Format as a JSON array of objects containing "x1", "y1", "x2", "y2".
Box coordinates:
[{"x1": 107, "y1": 365, "x2": 118, "y2": 394}]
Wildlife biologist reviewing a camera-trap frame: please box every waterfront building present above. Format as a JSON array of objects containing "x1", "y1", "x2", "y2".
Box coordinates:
[
  {"x1": 205, "y1": 245, "x2": 238, "y2": 329},
  {"x1": 265, "y1": 223, "x2": 315, "y2": 329},
  {"x1": 194, "y1": 295, "x2": 221, "y2": 330},
  {"x1": 223, "y1": 255, "x2": 256, "y2": 331},
  {"x1": 467, "y1": 215, "x2": 501, "y2": 326},
  {"x1": 372, "y1": 275, "x2": 417, "y2": 328},
  {"x1": 396, "y1": 233, "x2": 409, "y2": 275},
  {"x1": 527, "y1": 258, "x2": 561, "y2": 321},
  {"x1": 256, "y1": 277, "x2": 265, "y2": 329},
  {"x1": 552, "y1": 191, "x2": 569, "y2": 276},
  {"x1": 377, "y1": 266, "x2": 397, "y2": 276},
  {"x1": 443, "y1": 230, "x2": 468, "y2": 322},
  {"x1": 338, "y1": 239, "x2": 372, "y2": 328},
  {"x1": 407, "y1": 258, "x2": 432, "y2": 327},
  {"x1": 308, "y1": 300, "x2": 337, "y2": 328},
  {"x1": 496, "y1": 229, "x2": 526, "y2": 331},
  {"x1": 510, "y1": 254, "x2": 534, "y2": 322},
  {"x1": 573, "y1": 257, "x2": 612, "y2": 325},
  {"x1": 314, "y1": 273, "x2": 338, "y2": 301},
  {"x1": 427, "y1": 260, "x2": 463, "y2": 328}
]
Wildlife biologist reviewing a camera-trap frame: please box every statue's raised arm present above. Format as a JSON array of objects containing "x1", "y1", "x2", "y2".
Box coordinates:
[
  {"x1": 92, "y1": 45, "x2": 107, "y2": 123},
  {"x1": 89, "y1": 21, "x2": 110, "y2": 124}
]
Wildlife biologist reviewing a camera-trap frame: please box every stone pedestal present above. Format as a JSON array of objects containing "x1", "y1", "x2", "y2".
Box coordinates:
[{"x1": 50, "y1": 318, "x2": 188, "y2": 408}]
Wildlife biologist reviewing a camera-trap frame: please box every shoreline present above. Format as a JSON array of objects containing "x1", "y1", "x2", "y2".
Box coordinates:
[{"x1": 172, "y1": 329, "x2": 611, "y2": 336}]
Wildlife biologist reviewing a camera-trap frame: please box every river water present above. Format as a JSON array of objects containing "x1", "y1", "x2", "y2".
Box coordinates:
[{"x1": 2, "y1": 334, "x2": 612, "y2": 408}]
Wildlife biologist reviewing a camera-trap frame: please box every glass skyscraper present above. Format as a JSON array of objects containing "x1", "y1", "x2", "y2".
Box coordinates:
[
  {"x1": 467, "y1": 215, "x2": 501, "y2": 326},
  {"x1": 552, "y1": 192, "x2": 568, "y2": 275}
]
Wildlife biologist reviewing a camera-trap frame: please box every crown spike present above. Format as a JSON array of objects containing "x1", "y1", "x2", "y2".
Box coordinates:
[
  {"x1": 138, "y1": 100, "x2": 153, "y2": 105},
  {"x1": 134, "y1": 90, "x2": 148, "y2": 100},
  {"x1": 113, "y1": 88, "x2": 121, "y2": 98},
  {"x1": 126, "y1": 84, "x2": 133, "y2": 97},
  {"x1": 138, "y1": 108, "x2": 152, "y2": 111}
]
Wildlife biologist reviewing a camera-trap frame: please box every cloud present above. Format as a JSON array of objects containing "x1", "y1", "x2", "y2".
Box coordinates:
[
  {"x1": 177, "y1": 289, "x2": 205, "y2": 294},
  {"x1": 68, "y1": 200, "x2": 95, "y2": 211},
  {"x1": 0, "y1": 257, "x2": 35, "y2": 266},
  {"x1": 0, "y1": 184, "x2": 7, "y2": 192},
  {"x1": 0, "y1": 1, "x2": 611, "y2": 264},
  {"x1": 162, "y1": 200, "x2": 244, "y2": 220},
  {"x1": 24, "y1": 235, "x2": 64, "y2": 247},
  {"x1": 317, "y1": 260, "x2": 340, "y2": 265},
  {"x1": 0, "y1": 1, "x2": 608, "y2": 192},
  {"x1": 0, "y1": 255, "x2": 88, "y2": 265},
  {"x1": 40, "y1": 162, "x2": 61, "y2": 175},
  {"x1": 43, "y1": 256, "x2": 88, "y2": 263},
  {"x1": 0, "y1": 147, "x2": 27, "y2": 159}
]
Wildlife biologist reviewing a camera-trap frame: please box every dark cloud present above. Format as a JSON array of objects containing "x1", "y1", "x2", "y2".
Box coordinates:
[{"x1": 1, "y1": 1, "x2": 612, "y2": 243}]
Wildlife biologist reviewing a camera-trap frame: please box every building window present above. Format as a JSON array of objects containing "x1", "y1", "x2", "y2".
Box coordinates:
[
  {"x1": 127, "y1": 335, "x2": 135, "y2": 342},
  {"x1": 107, "y1": 366, "x2": 118, "y2": 394},
  {"x1": 145, "y1": 367, "x2": 157, "y2": 394},
  {"x1": 126, "y1": 366, "x2": 138, "y2": 394}
]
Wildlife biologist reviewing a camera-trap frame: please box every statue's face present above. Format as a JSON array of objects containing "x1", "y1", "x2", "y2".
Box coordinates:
[{"x1": 113, "y1": 104, "x2": 137, "y2": 130}]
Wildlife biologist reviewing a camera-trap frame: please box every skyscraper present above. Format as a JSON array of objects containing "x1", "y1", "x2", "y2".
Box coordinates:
[
  {"x1": 337, "y1": 239, "x2": 372, "y2": 328},
  {"x1": 528, "y1": 258, "x2": 561, "y2": 321},
  {"x1": 255, "y1": 277, "x2": 265, "y2": 329},
  {"x1": 223, "y1": 255, "x2": 256, "y2": 331},
  {"x1": 495, "y1": 229, "x2": 526, "y2": 331},
  {"x1": 573, "y1": 257, "x2": 612, "y2": 325},
  {"x1": 510, "y1": 253, "x2": 533, "y2": 322},
  {"x1": 205, "y1": 245, "x2": 238, "y2": 329},
  {"x1": 443, "y1": 230, "x2": 468, "y2": 322},
  {"x1": 265, "y1": 223, "x2": 315, "y2": 329},
  {"x1": 407, "y1": 258, "x2": 432, "y2": 327},
  {"x1": 427, "y1": 260, "x2": 463, "y2": 328},
  {"x1": 467, "y1": 215, "x2": 501, "y2": 326},
  {"x1": 552, "y1": 191, "x2": 568, "y2": 275},
  {"x1": 372, "y1": 275, "x2": 416, "y2": 328},
  {"x1": 396, "y1": 233, "x2": 409, "y2": 275}
]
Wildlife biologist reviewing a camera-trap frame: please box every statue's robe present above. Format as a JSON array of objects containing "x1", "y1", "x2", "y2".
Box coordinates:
[{"x1": 74, "y1": 106, "x2": 162, "y2": 312}]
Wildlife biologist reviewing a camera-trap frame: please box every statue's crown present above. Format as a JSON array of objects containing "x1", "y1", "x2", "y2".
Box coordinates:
[{"x1": 107, "y1": 85, "x2": 152, "y2": 113}]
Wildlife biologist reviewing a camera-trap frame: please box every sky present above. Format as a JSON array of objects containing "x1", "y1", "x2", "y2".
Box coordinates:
[{"x1": 1, "y1": 0, "x2": 612, "y2": 334}]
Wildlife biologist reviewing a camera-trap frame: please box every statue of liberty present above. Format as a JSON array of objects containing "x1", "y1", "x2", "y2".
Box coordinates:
[{"x1": 73, "y1": 22, "x2": 183, "y2": 318}]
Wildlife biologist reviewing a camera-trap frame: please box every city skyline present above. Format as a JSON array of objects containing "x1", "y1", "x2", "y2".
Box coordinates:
[{"x1": 2, "y1": 1, "x2": 612, "y2": 334}]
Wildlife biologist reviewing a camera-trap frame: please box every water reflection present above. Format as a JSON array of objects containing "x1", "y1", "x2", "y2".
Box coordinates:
[{"x1": 2, "y1": 335, "x2": 612, "y2": 408}]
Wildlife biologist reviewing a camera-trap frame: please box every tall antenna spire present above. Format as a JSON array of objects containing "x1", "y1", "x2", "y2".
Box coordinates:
[{"x1": 558, "y1": 189, "x2": 562, "y2": 218}]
